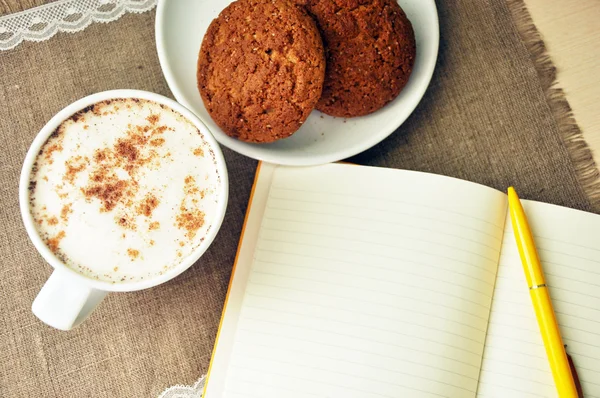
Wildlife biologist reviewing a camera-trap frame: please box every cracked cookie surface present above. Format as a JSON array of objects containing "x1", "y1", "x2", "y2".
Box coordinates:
[
  {"x1": 197, "y1": 0, "x2": 325, "y2": 143},
  {"x1": 296, "y1": 0, "x2": 416, "y2": 117}
]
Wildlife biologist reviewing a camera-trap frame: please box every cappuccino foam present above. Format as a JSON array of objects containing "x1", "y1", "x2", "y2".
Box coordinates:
[{"x1": 29, "y1": 98, "x2": 222, "y2": 283}]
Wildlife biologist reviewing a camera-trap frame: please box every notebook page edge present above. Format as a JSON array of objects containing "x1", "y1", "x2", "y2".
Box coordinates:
[{"x1": 203, "y1": 161, "x2": 278, "y2": 398}]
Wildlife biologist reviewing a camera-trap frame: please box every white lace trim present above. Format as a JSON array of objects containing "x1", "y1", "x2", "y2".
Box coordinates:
[
  {"x1": 0, "y1": 0, "x2": 156, "y2": 51},
  {"x1": 159, "y1": 375, "x2": 206, "y2": 398}
]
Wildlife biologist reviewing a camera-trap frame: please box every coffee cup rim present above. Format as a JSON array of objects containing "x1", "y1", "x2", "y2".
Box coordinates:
[{"x1": 19, "y1": 89, "x2": 229, "y2": 292}]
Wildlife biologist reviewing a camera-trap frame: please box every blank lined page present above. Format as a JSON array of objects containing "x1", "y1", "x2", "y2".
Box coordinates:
[
  {"x1": 220, "y1": 163, "x2": 507, "y2": 398},
  {"x1": 478, "y1": 201, "x2": 600, "y2": 398}
]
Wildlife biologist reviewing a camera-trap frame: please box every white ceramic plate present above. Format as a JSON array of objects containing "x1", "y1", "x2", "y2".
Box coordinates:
[{"x1": 156, "y1": 0, "x2": 439, "y2": 165}]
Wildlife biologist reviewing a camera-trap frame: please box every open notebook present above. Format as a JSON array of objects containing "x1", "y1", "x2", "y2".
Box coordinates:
[{"x1": 203, "y1": 162, "x2": 600, "y2": 398}]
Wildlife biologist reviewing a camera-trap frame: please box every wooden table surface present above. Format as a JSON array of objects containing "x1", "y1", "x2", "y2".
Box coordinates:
[{"x1": 1, "y1": 0, "x2": 599, "y2": 165}]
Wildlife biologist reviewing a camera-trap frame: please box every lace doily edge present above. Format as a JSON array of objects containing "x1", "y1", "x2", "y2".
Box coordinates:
[
  {"x1": 0, "y1": 1, "x2": 157, "y2": 51},
  {"x1": 159, "y1": 375, "x2": 206, "y2": 398}
]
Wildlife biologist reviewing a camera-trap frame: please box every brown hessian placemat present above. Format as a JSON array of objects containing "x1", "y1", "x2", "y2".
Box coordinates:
[{"x1": 1, "y1": 1, "x2": 599, "y2": 397}]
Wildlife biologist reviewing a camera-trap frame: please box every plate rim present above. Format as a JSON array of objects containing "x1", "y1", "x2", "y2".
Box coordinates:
[{"x1": 155, "y1": 0, "x2": 440, "y2": 166}]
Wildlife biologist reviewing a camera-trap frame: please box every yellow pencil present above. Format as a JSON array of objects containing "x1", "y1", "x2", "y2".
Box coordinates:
[{"x1": 507, "y1": 187, "x2": 579, "y2": 398}]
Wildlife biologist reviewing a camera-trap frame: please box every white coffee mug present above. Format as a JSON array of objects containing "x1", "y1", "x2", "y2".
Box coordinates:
[{"x1": 19, "y1": 90, "x2": 229, "y2": 331}]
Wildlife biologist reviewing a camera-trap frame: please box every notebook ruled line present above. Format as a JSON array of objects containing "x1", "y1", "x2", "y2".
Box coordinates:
[
  {"x1": 496, "y1": 270, "x2": 600, "y2": 291},
  {"x1": 489, "y1": 310, "x2": 536, "y2": 321},
  {"x1": 549, "y1": 297, "x2": 600, "y2": 313},
  {"x1": 251, "y1": 269, "x2": 492, "y2": 310},
  {"x1": 579, "y1": 379, "x2": 600, "y2": 388},
  {"x1": 267, "y1": 203, "x2": 501, "y2": 244},
  {"x1": 545, "y1": 284, "x2": 600, "y2": 300},
  {"x1": 486, "y1": 328, "x2": 600, "y2": 353},
  {"x1": 482, "y1": 344, "x2": 546, "y2": 360},
  {"x1": 554, "y1": 312, "x2": 600, "y2": 327},
  {"x1": 225, "y1": 379, "x2": 322, "y2": 397},
  {"x1": 253, "y1": 260, "x2": 490, "y2": 320},
  {"x1": 493, "y1": 275, "x2": 600, "y2": 300},
  {"x1": 225, "y1": 390, "x2": 275, "y2": 398},
  {"x1": 238, "y1": 339, "x2": 480, "y2": 383},
  {"x1": 479, "y1": 368, "x2": 554, "y2": 387},
  {"x1": 563, "y1": 335, "x2": 600, "y2": 349},
  {"x1": 239, "y1": 313, "x2": 483, "y2": 357},
  {"x1": 545, "y1": 272, "x2": 600, "y2": 289},
  {"x1": 542, "y1": 260, "x2": 600, "y2": 278},
  {"x1": 481, "y1": 335, "x2": 544, "y2": 352},
  {"x1": 227, "y1": 364, "x2": 429, "y2": 398},
  {"x1": 265, "y1": 200, "x2": 503, "y2": 244},
  {"x1": 234, "y1": 340, "x2": 479, "y2": 388},
  {"x1": 225, "y1": 389, "x2": 296, "y2": 398},
  {"x1": 257, "y1": 246, "x2": 496, "y2": 283},
  {"x1": 484, "y1": 320, "x2": 538, "y2": 334},
  {"x1": 576, "y1": 365, "x2": 600, "y2": 373},
  {"x1": 230, "y1": 355, "x2": 460, "y2": 397},
  {"x1": 226, "y1": 366, "x2": 401, "y2": 398},
  {"x1": 245, "y1": 291, "x2": 488, "y2": 341},
  {"x1": 485, "y1": 334, "x2": 600, "y2": 361},
  {"x1": 264, "y1": 213, "x2": 501, "y2": 250},
  {"x1": 476, "y1": 393, "x2": 540, "y2": 398},
  {"x1": 243, "y1": 301, "x2": 485, "y2": 350},
  {"x1": 480, "y1": 356, "x2": 549, "y2": 373},
  {"x1": 259, "y1": 237, "x2": 497, "y2": 284},
  {"x1": 563, "y1": 351, "x2": 600, "y2": 363},
  {"x1": 484, "y1": 332, "x2": 543, "y2": 346},
  {"x1": 253, "y1": 256, "x2": 493, "y2": 307},
  {"x1": 484, "y1": 294, "x2": 527, "y2": 306},
  {"x1": 236, "y1": 327, "x2": 481, "y2": 370},
  {"x1": 261, "y1": 225, "x2": 499, "y2": 262},
  {"x1": 532, "y1": 235, "x2": 600, "y2": 254},
  {"x1": 500, "y1": 242, "x2": 600, "y2": 268},
  {"x1": 489, "y1": 292, "x2": 600, "y2": 314},
  {"x1": 269, "y1": 186, "x2": 505, "y2": 231},
  {"x1": 476, "y1": 380, "x2": 548, "y2": 398}
]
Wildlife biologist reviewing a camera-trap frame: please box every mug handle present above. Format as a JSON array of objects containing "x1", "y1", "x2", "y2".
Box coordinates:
[{"x1": 32, "y1": 269, "x2": 107, "y2": 330}]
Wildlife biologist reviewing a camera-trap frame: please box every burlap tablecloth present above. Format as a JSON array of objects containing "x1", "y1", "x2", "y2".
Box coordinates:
[{"x1": 1, "y1": 1, "x2": 599, "y2": 397}]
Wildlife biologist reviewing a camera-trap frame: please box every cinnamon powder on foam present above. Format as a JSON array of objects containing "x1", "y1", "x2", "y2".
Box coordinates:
[{"x1": 28, "y1": 98, "x2": 219, "y2": 282}]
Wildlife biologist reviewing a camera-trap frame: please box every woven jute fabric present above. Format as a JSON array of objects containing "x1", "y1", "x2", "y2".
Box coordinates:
[{"x1": 1, "y1": 1, "x2": 599, "y2": 397}]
